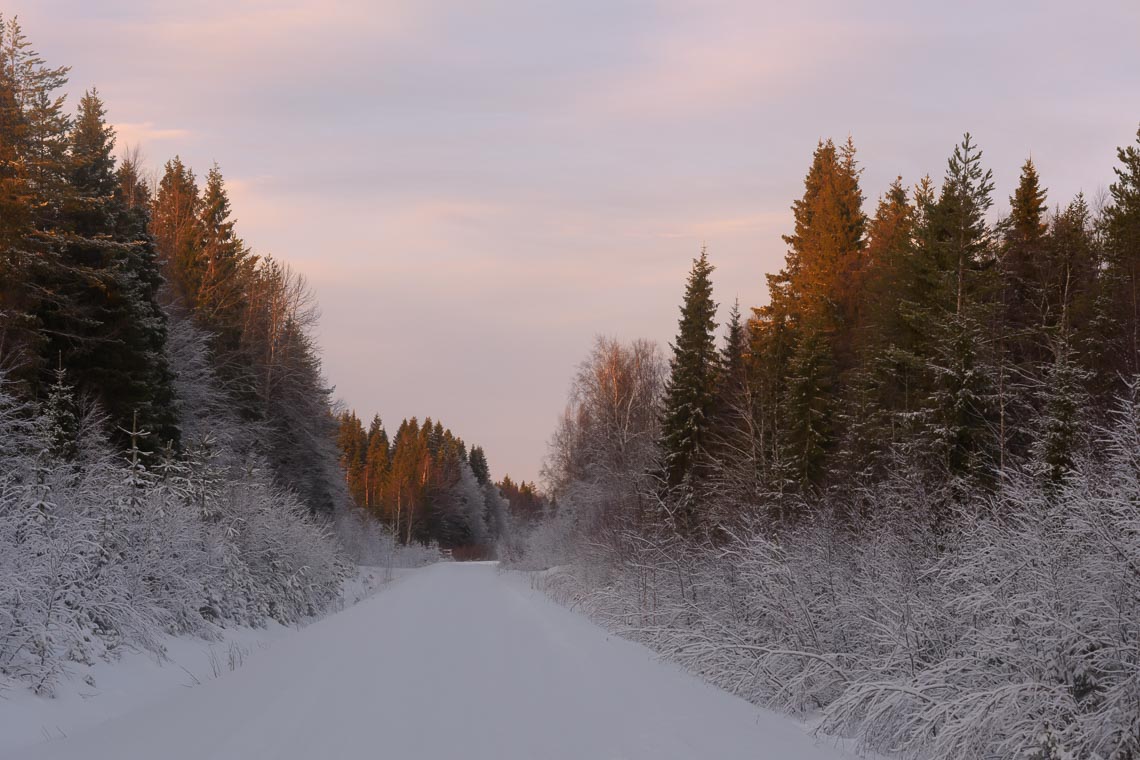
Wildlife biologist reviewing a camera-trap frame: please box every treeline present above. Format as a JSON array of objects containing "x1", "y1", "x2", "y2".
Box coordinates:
[
  {"x1": 663, "y1": 132, "x2": 1140, "y2": 522},
  {"x1": 0, "y1": 15, "x2": 343, "y2": 514},
  {"x1": 545, "y1": 130, "x2": 1140, "y2": 526},
  {"x1": 532, "y1": 127, "x2": 1140, "y2": 758},
  {"x1": 336, "y1": 411, "x2": 510, "y2": 551},
  {"x1": 740, "y1": 135, "x2": 1127, "y2": 508},
  {"x1": 0, "y1": 17, "x2": 369, "y2": 694},
  {"x1": 149, "y1": 156, "x2": 348, "y2": 513}
]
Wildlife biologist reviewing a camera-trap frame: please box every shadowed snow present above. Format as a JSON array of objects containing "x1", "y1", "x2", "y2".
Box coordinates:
[{"x1": 8, "y1": 563, "x2": 854, "y2": 760}]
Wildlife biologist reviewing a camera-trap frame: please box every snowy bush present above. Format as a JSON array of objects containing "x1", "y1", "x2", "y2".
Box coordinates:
[
  {"x1": 536, "y1": 390, "x2": 1140, "y2": 759},
  {"x1": 333, "y1": 507, "x2": 444, "y2": 570},
  {"x1": 0, "y1": 368, "x2": 352, "y2": 695}
]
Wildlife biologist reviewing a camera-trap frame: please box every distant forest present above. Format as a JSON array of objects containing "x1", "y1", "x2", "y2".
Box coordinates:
[{"x1": 336, "y1": 410, "x2": 545, "y2": 553}]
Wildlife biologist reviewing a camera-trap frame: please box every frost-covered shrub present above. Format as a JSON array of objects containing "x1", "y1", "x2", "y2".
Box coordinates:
[
  {"x1": 537, "y1": 390, "x2": 1140, "y2": 759},
  {"x1": 333, "y1": 506, "x2": 443, "y2": 571},
  {"x1": 0, "y1": 369, "x2": 352, "y2": 695},
  {"x1": 218, "y1": 466, "x2": 348, "y2": 623}
]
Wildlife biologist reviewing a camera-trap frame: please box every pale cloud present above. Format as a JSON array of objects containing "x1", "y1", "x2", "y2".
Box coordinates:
[
  {"x1": 133, "y1": 0, "x2": 423, "y2": 65},
  {"x1": 652, "y1": 211, "x2": 787, "y2": 240},
  {"x1": 112, "y1": 121, "x2": 190, "y2": 148},
  {"x1": 578, "y1": 10, "x2": 881, "y2": 119}
]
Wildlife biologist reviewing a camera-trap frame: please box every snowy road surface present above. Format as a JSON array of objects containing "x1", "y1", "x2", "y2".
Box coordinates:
[{"x1": 7, "y1": 563, "x2": 852, "y2": 760}]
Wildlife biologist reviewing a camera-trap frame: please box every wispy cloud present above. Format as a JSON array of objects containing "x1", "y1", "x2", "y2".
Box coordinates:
[
  {"x1": 577, "y1": 8, "x2": 882, "y2": 120},
  {"x1": 112, "y1": 121, "x2": 190, "y2": 149}
]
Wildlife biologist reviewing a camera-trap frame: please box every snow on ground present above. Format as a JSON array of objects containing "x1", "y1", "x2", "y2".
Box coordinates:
[
  {"x1": 0, "y1": 566, "x2": 390, "y2": 756},
  {"x1": 4, "y1": 563, "x2": 857, "y2": 760}
]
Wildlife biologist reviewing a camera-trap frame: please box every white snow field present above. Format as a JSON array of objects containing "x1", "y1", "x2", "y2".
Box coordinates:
[{"x1": 5, "y1": 562, "x2": 855, "y2": 760}]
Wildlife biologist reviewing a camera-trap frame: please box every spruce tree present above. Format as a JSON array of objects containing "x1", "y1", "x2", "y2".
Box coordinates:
[
  {"x1": 151, "y1": 156, "x2": 202, "y2": 306},
  {"x1": 1102, "y1": 125, "x2": 1140, "y2": 377},
  {"x1": 659, "y1": 248, "x2": 719, "y2": 529},
  {"x1": 782, "y1": 138, "x2": 867, "y2": 344},
  {"x1": 0, "y1": 17, "x2": 70, "y2": 386},
  {"x1": 337, "y1": 411, "x2": 367, "y2": 506},
  {"x1": 705, "y1": 301, "x2": 759, "y2": 521},
  {"x1": 857, "y1": 178, "x2": 914, "y2": 348},
  {"x1": 364, "y1": 415, "x2": 390, "y2": 513},
  {"x1": 390, "y1": 417, "x2": 425, "y2": 543},
  {"x1": 0, "y1": 16, "x2": 70, "y2": 203},
  {"x1": 1, "y1": 26, "x2": 177, "y2": 448},
  {"x1": 781, "y1": 330, "x2": 835, "y2": 486},
  {"x1": 710, "y1": 300, "x2": 748, "y2": 462},
  {"x1": 1045, "y1": 195, "x2": 1097, "y2": 334},
  {"x1": 1007, "y1": 159, "x2": 1048, "y2": 244},
  {"x1": 1041, "y1": 195, "x2": 1105, "y2": 405},
  {"x1": 197, "y1": 164, "x2": 255, "y2": 340},
  {"x1": 69, "y1": 90, "x2": 115, "y2": 197},
  {"x1": 1001, "y1": 158, "x2": 1049, "y2": 368},
  {"x1": 469, "y1": 446, "x2": 490, "y2": 486},
  {"x1": 989, "y1": 158, "x2": 1052, "y2": 463},
  {"x1": 51, "y1": 91, "x2": 178, "y2": 447},
  {"x1": 41, "y1": 362, "x2": 79, "y2": 461},
  {"x1": 717, "y1": 300, "x2": 747, "y2": 395},
  {"x1": 844, "y1": 179, "x2": 916, "y2": 476},
  {"x1": 905, "y1": 136, "x2": 1001, "y2": 492},
  {"x1": 758, "y1": 138, "x2": 866, "y2": 489},
  {"x1": 0, "y1": 71, "x2": 29, "y2": 242},
  {"x1": 927, "y1": 310, "x2": 998, "y2": 489},
  {"x1": 1031, "y1": 334, "x2": 1089, "y2": 487},
  {"x1": 0, "y1": 71, "x2": 35, "y2": 369},
  {"x1": 748, "y1": 274, "x2": 796, "y2": 485}
]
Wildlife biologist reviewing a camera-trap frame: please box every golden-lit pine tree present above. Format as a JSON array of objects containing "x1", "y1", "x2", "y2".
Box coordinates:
[
  {"x1": 196, "y1": 164, "x2": 257, "y2": 341},
  {"x1": 337, "y1": 411, "x2": 368, "y2": 506},
  {"x1": 755, "y1": 138, "x2": 866, "y2": 487},
  {"x1": 781, "y1": 138, "x2": 867, "y2": 346},
  {"x1": 151, "y1": 156, "x2": 203, "y2": 306},
  {"x1": 364, "y1": 415, "x2": 390, "y2": 514}
]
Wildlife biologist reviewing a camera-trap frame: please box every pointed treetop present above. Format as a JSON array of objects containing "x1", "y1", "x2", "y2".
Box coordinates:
[
  {"x1": 942, "y1": 132, "x2": 995, "y2": 235},
  {"x1": 1007, "y1": 157, "x2": 1048, "y2": 245},
  {"x1": 368, "y1": 414, "x2": 384, "y2": 437},
  {"x1": 867, "y1": 177, "x2": 913, "y2": 253},
  {"x1": 70, "y1": 89, "x2": 116, "y2": 196},
  {"x1": 659, "y1": 247, "x2": 720, "y2": 502},
  {"x1": 116, "y1": 145, "x2": 151, "y2": 210},
  {"x1": 779, "y1": 136, "x2": 867, "y2": 332},
  {"x1": 1107, "y1": 124, "x2": 1140, "y2": 220},
  {"x1": 201, "y1": 163, "x2": 238, "y2": 242},
  {"x1": 720, "y1": 298, "x2": 747, "y2": 381},
  {"x1": 672, "y1": 247, "x2": 718, "y2": 356},
  {"x1": 469, "y1": 445, "x2": 490, "y2": 485}
]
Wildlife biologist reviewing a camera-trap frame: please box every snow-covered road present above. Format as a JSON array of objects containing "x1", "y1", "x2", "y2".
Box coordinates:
[{"x1": 8, "y1": 563, "x2": 853, "y2": 760}]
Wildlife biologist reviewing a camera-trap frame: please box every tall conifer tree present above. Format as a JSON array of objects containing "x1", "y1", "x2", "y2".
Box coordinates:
[
  {"x1": 659, "y1": 249, "x2": 718, "y2": 528},
  {"x1": 766, "y1": 138, "x2": 866, "y2": 487},
  {"x1": 69, "y1": 92, "x2": 176, "y2": 444},
  {"x1": 197, "y1": 164, "x2": 254, "y2": 338},
  {"x1": 921, "y1": 135, "x2": 1000, "y2": 489},
  {"x1": 151, "y1": 156, "x2": 202, "y2": 306},
  {"x1": 1001, "y1": 158, "x2": 1049, "y2": 368},
  {"x1": 364, "y1": 415, "x2": 390, "y2": 512},
  {"x1": 1102, "y1": 126, "x2": 1140, "y2": 377},
  {"x1": 0, "y1": 17, "x2": 69, "y2": 385}
]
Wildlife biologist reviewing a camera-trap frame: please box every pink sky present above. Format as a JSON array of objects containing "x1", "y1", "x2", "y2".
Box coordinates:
[{"x1": 14, "y1": 0, "x2": 1140, "y2": 482}]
